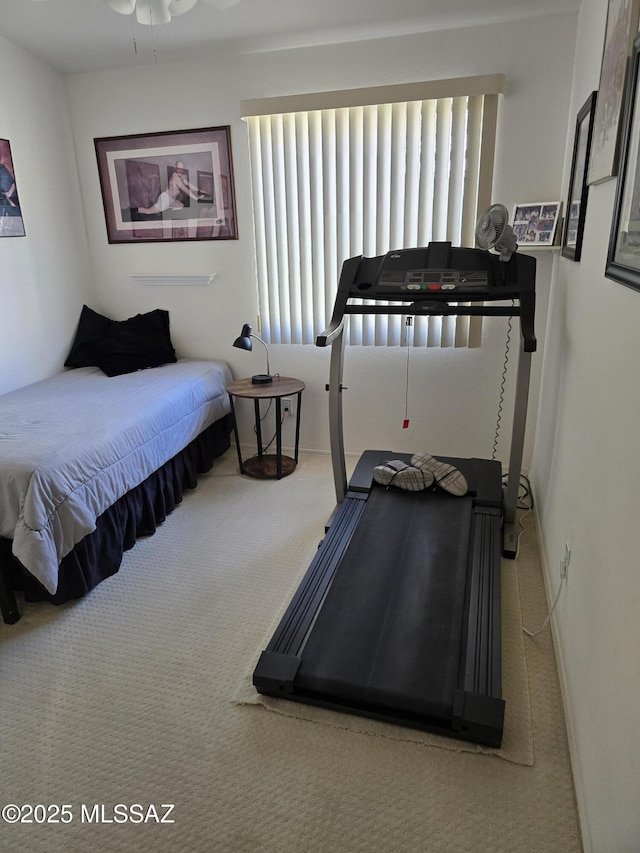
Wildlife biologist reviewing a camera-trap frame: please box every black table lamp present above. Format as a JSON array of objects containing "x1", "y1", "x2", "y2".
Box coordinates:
[{"x1": 233, "y1": 323, "x2": 273, "y2": 384}]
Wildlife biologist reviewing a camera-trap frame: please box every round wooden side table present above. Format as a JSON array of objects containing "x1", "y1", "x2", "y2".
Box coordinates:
[{"x1": 226, "y1": 376, "x2": 305, "y2": 479}]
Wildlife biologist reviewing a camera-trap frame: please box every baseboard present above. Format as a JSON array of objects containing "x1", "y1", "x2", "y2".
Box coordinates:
[
  {"x1": 530, "y1": 488, "x2": 590, "y2": 853},
  {"x1": 236, "y1": 443, "x2": 334, "y2": 458},
  {"x1": 236, "y1": 445, "x2": 364, "y2": 463}
]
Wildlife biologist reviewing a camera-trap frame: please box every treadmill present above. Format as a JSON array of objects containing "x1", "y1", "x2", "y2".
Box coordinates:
[{"x1": 253, "y1": 242, "x2": 536, "y2": 747}]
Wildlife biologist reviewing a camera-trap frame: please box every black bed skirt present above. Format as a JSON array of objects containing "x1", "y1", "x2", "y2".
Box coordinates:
[{"x1": 0, "y1": 414, "x2": 233, "y2": 607}]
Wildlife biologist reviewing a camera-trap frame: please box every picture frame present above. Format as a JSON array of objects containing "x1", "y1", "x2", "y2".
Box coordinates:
[
  {"x1": 0, "y1": 138, "x2": 26, "y2": 238},
  {"x1": 94, "y1": 126, "x2": 238, "y2": 243},
  {"x1": 588, "y1": 0, "x2": 640, "y2": 186},
  {"x1": 512, "y1": 202, "x2": 562, "y2": 247},
  {"x1": 562, "y1": 92, "x2": 597, "y2": 261},
  {"x1": 606, "y1": 32, "x2": 640, "y2": 290}
]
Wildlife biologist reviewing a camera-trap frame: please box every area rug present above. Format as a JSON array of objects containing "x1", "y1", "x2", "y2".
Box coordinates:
[{"x1": 233, "y1": 559, "x2": 534, "y2": 766}]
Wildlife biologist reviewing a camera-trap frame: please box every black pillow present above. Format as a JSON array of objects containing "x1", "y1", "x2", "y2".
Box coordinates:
[
  {"x1": 91, "y1": 310, "x2": 177, "y2": 377},
  {"x1": 65, "y1": 306, "x2": 177, "y2": 376},
  {"x1": 64, "y1": 305, "x2": 112, "y2": 368}
]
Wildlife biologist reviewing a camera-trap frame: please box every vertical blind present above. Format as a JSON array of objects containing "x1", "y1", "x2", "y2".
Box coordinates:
[{"x1": 242, "y1": 77, "x2": 504, "y2": 347}]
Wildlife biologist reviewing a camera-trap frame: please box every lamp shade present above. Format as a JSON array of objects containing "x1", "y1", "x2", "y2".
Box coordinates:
[
  {"x1": 232, "y1": 323, "x2": 272, "y2": 384},
  {"x1": 233, "y1": 324, "x2": 253, "y2": 352}
]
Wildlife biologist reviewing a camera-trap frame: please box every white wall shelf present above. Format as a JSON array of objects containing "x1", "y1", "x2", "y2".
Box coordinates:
[{"x1": 130, "y1": 274, "x2": 217, "y2": 286}]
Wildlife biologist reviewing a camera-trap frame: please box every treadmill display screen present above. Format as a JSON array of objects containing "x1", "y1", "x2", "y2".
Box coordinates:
[{"x1": 376, "y1": 269, "x2": 489, "y2": 295}]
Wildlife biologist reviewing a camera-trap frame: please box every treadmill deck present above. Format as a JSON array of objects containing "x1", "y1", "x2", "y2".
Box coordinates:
[{"x1": 253, "y1": 452, "x2": 505, "y2": 747}]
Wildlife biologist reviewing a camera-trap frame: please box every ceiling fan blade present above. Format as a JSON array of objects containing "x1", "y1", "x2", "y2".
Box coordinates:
[
  {"x1": 168, "y1": 0, "x2": 199, "y2": 15},
  {"x1": 200, "y1": 0, "x2": 242, "y2": 10},
  {"x1": 103, "y1": 0, "x2": 136, "y2": 15},
  {"x1": 135, "y1": 0, "x2": 172, "y2": 25}
]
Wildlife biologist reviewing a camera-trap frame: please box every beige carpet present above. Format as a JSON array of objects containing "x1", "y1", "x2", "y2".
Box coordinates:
[{"x1": 0, "y1": 451, "x2": 582, "y2": 853}]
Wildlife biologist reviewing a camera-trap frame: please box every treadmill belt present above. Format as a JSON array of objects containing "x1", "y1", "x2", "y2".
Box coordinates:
[{"x1": 296, "y1": 486, "x2": 473, "y2": 720}]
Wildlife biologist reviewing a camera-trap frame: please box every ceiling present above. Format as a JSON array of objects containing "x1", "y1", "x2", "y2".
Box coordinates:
[{"x1": 0, "y1": 0, "x2": 580, "y2": 75}]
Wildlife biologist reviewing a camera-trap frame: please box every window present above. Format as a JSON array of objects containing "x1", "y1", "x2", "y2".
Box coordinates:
[{"x1": 242, "y1": 76, "x2": 504, "y2": 347}]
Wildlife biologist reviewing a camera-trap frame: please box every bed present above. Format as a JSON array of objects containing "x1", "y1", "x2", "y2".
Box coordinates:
[{"x1": 0, "y1": 307, "x2": 234, "y2": 624}]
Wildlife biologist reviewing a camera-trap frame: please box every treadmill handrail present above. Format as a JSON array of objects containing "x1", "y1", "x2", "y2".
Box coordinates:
[
  {"x1": 316, "y1": 317, "x2": 345, "y2": 348},
  {"x1": 339, "y1": 302, "x2": 536, "y2": 353}
]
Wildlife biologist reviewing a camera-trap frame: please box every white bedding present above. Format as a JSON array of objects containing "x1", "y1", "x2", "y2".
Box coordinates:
[{"x1": 0, "y1": 359, "x2": 232, "y2": 594}]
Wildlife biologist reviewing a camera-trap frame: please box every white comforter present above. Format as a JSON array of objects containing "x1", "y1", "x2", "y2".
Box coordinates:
[{"x1": 0, "y1": 359, "x2": 232, "y2": 594}]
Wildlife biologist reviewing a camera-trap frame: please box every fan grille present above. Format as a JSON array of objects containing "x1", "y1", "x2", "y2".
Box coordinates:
[{"x1": 475, "y1": 203, "x2": 517, "y2": 260}]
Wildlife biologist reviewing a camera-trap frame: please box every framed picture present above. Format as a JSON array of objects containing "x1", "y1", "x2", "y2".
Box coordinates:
[
  {"x1": 588, "y1": 0, "x2": 640, "y2": 186},
  {"x1": 562, "y1": 92, "x2": 597, "y2": 261},
  {"x1": 606, "y1": 32, "x2": 640, "y2": 290},
  {"x1": 0, "y1": 139, "x2": 26, "y2": 238},
  {"x1": 94, "y1": 126, "x2": 238, "y2": 243},
  {"x1": 512, "y1": 202, "x2": 562, "y2": 247}
]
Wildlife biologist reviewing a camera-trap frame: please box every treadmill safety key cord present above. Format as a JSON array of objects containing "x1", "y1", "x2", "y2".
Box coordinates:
[{"x1": 403, "y1": 316, "x2": 413, "y2": 429}]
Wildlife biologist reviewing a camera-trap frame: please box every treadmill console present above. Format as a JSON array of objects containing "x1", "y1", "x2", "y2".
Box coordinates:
[
  {"x1": 345, "y1": 243, "x2": 525, "y2": 303},
  {"x1": 373, "y1": 268, "x2": 489, "y2": 296},
  {"x1": 319, "y1": 242, "x2": 536, "y2": 352}
]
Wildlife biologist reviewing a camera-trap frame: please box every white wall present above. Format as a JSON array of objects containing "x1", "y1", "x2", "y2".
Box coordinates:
[
  {"x1": 65, "y1": 13, "x2": 575, "y2": 463},
  {"x1": 11, "y1": 8, "x2": 639, "y2": 850},
  {"x1": 532, "y1": 1, "x2": 640, "y2": 850},
  {"x1": 0, "y1": 36, "x2": 93, "y2": 396}
]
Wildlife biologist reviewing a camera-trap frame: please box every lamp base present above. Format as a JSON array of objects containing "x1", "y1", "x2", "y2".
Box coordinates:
[{"x1": 251, "y1": 374, "x2": 273, "y2": 385}]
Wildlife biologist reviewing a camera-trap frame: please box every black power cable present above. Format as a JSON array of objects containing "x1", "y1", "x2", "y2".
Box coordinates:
[{"x1": 492, "y1": 303, "x2": 515, "y2": 460}]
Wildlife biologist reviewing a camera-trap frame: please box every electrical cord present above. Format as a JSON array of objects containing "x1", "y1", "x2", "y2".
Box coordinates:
[
  {"x1": 253, "y1": 398, "x2": 273, "y2": 451},
  {"x1": 492, "y1": 306, "x2": 514, "y2": 461},
  {"x1": 260, "y1": 413, "x2": 286, "y2": 454},
  {"x1": 251, "y1": 381, "x2": 286, "y2": 455},
  {"x1": 522, "y1": 569, "x2": 566, "y2": 638},
  {"x1": 507, "y1": 503, "x2": 531, "y2": 561},
  {"x1": 512, "y1": 479, "x2": 566, "y2": 637},
  {"x1": 502, "y1": 472, "x2": 534, "y2": 512}
]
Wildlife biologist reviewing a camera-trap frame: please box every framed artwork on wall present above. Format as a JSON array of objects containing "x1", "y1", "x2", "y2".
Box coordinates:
[
  {"x1": 94, "y1": 126, "x2": 238, "y2": 243},
  {"x1": 512, "y1": 202, "x2": 562, "y2": 247},
  {"x1": 606, "y1": 32, "x2": 640, "y2": 290},
  {"x1": 0, "y1": 139, "x2": 26, "y2": 238},
  {"x1": 588, "y1": 0, "x2": 640, "y2": 186},
  {"x1": 562, "y1": 92, "x2": 597, "y2": 262}
]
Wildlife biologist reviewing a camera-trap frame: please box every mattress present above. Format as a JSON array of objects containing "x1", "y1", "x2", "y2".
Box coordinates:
[{"x1": 0, "y1": 358, "x2": 232, "y2": 594}]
